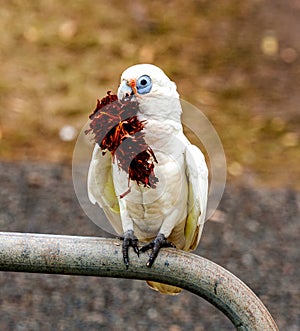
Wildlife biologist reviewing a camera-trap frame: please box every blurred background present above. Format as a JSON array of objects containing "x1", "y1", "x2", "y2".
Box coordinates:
[
  {"x1": 0, "y1": 1, "x2": 299, "y2": 330},
  {"x1": 0, "y1": 0, "x2": 299, "y2": 187}
]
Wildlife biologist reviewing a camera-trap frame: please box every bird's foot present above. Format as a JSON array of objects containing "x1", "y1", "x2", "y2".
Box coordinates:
[
  {"x1": 118, "y1": 230, "x2": 139, "y2": 269},
  {"x1": 139, "y1": 233, "x2": 175, "y2": 268}
]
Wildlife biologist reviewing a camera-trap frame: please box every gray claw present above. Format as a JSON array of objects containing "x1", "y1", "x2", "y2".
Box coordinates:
[
  {"x1": 140, "y1": 233, "x2": 175, "y2": 268},
  {"x1": 119, "y1": 230, "x2": 139, "y2": 268}
]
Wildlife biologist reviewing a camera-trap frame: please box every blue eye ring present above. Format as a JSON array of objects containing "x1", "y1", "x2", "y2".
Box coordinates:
[{"x1": 136, "y1": 75, "x2": 152, "y2": 94}]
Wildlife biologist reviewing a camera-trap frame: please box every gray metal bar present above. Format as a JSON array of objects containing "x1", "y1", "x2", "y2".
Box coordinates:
[{"x1": 0, "y1": 232, "x2": 278, "y2": 331}]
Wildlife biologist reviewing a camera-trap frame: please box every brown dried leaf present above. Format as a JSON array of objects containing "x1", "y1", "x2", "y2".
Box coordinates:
[{"x1": 86, "y1": 91, "x2": 158, "y2": 195}]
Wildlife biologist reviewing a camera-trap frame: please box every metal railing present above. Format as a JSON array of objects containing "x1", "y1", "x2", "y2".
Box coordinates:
[{"x1": 0, "y1": 232, "x2": 278, "y2": 331}]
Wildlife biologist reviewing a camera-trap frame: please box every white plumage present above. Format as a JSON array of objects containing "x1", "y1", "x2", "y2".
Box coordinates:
[{"x1": 87, "y1": 64, "x2": 208, "y2": 294}]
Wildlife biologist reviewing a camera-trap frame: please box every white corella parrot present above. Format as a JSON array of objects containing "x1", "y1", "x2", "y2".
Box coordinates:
[{"x1": 87, "y1": 64, "x2": 208, "y2": 294}]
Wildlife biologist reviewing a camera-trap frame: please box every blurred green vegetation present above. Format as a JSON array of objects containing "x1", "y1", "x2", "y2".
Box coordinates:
[{"x1": 0, "y1": 0, "x2": 299, "y2": 188}]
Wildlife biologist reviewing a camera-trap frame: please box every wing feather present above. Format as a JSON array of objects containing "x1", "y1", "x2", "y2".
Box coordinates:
[
  {"x1": 87, "y1": 145, "x2": 123, "y2": 234},
  {"x1": 184, "y1": 144, "x2": 208, "y2": 251}
]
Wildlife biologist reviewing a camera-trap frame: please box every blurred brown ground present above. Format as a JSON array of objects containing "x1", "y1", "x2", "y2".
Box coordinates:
[
  {"x1": 0, "y1": 0, "x2": 299, "y2": 187},
  {"x1": 0, "y1": 1, "x2": 299, "y2": 330}
]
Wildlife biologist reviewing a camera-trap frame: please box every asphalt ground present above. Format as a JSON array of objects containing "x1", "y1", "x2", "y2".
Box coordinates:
[{"x1": 0, "y1": 161, "x2": 299, "y2": 330}]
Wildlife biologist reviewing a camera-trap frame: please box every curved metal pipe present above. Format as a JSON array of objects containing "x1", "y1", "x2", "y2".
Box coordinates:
[{"x1": 0, "y1": 232, "x2": 278, "y2": 330}]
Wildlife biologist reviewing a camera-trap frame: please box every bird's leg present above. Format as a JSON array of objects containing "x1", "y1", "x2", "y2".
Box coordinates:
[
  {"x1": 118, "y1": 230, "x2": 139, "y2": 269},
  {"x1": 139, "y1": 233, "x2": 175, "y2": 268}
]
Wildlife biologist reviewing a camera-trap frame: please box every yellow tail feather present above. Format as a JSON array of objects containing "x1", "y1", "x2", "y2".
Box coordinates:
[{"x1": 146, "y1": 281, "x2": 182, "y2": 295}]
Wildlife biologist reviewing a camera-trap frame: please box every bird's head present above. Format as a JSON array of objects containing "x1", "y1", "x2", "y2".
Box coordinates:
[{"x1": 117, "y1": 64, "x2": 181, "y2": 121}]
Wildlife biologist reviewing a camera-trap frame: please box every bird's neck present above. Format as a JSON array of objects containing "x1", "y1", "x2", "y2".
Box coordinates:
[{"x1": 137, "y1": 95, "x2": 182, "y2": 123}]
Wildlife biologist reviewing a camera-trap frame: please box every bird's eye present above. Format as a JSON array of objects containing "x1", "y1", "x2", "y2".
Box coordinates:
[{"x1": 136, "y1": 75, "x2": 152, "y2": 94}]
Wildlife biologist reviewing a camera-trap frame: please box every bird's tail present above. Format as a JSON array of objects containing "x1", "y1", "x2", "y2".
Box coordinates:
[{"x1": 146, "y1": 281, "x2": 182, "y2": 295}]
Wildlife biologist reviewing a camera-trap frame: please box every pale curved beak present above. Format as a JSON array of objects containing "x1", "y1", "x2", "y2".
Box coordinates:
[{"x1": 117, "y1": 79, "x2": 137, "y2": 99}]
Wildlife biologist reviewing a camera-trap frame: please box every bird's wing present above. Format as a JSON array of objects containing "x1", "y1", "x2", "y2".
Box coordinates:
[
  {"x1": 87, "y1": 144, "x2": 123, "y2": 234},
  {"x1": 184, "y1": 144, "x2": 208, "y2": 251}
]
